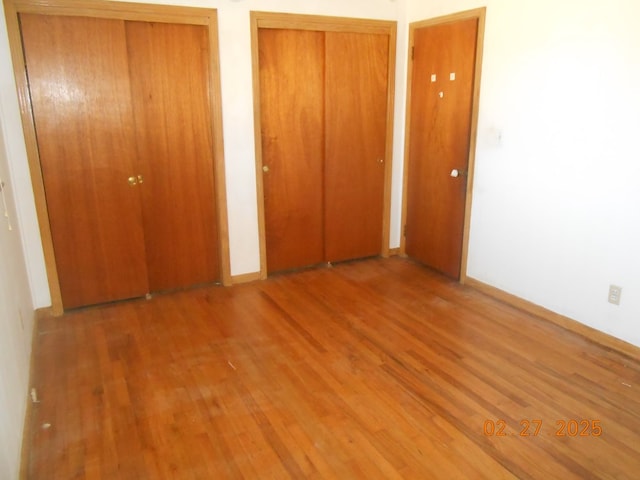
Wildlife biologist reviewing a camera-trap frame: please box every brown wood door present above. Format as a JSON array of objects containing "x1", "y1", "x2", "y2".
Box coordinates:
[
  {"x1": 125, "y1": 22, "x2": 220, "y2": 291},
  {"x1": 259, "y1": 29, "x2": 325, "y2": 272},
  {"x1": 259, "y1": 27, "x2": 390, "y2": 273},
  {"x1": 21, "y1": 14, "x2": 149, "y2": 308},
  {"x1": 405, "y1": 18, "x2": 478, "y2": 279},
  {"x1": 325, "y1": 32, "x2": 388, "y2": 263}
]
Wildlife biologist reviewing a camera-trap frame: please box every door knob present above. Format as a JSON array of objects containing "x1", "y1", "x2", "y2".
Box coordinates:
[
  {"x1": 137, "y1": 175, "x2": 144, "y2": 184},
  {"x1": 263, "y1": 165, "x2": 270, "y2": 173},
  {"x1": 450, "y1": 169, "x2": 467, "y2": 178}
]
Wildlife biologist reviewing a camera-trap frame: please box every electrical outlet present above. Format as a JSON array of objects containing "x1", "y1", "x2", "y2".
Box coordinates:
[{"x1": 608, "y1": 285, "x2": 622, "y2": 305}]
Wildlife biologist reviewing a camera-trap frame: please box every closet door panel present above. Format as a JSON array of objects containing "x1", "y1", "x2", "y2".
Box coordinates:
[
  {"x1": 324, "y1": 32, "x2": 389, "y2": 262},
  {"x1": 259, "y1": 29, "x2": 325, "y2": 272},
  {"x1": 125, "y1": 22, "x2": 220, "y2": 291},
  {"x1": 21, "y1": 14, "x2": 148, "y2": 309}
]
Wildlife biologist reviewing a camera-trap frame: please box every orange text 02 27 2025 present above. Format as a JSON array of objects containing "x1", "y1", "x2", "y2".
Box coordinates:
[{"x1": 483, "y1": 419, "x2": 603, "y2": 437}]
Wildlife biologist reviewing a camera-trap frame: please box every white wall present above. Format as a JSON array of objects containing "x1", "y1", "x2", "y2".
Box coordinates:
[
  {"x1": 0, "y1": 97, "x2": 35, "y2": 480},
  {"x1": 0, "y1": 5, "x2": 49, "y2": 309},
  {"x1": 410, "y1": 0, "x2": 640, "y2": 346},
  {"x1": 0, "y1": 6, "x2": 36, "y2": 479}
]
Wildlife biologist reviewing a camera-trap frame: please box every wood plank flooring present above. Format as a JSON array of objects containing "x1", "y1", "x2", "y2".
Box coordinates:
[{"x1": 25, "y1": 258, "x2": 640, "y2": 479}]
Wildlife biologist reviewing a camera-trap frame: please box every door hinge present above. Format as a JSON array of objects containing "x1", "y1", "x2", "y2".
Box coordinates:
[
  {"x1": 403, "y1": 224, "x2": 407, "y2": 237},
  {"x1": 411, "y1": 46, "x2": 414, "y2": 60}
]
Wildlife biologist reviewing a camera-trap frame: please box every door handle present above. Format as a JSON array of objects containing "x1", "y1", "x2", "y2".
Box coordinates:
[
  {"x1": 263, "y1": 165, "x2": 270, "y2": 173},
  {"x1": 450, "y1": 169, "x2": 467, "y2": 178}
]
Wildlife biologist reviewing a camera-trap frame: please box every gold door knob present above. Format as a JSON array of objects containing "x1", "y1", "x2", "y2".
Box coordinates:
[
  {"x1": 128, "y1": 176, "x2": 138, "y2": 186},
  {"x1": 263, "y1": 165, "x2": 270, "y2": 173}
]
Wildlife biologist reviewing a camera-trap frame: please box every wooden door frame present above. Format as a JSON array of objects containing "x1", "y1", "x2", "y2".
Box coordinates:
[
  {"x1": 250, "y1": 12, "x2": 397, "y2": 279},
  {"x1": 3, "y1": 0, "x2": 232, "y2": 315},
  {"x1": 400, "y1": 8, "x2": 486, "y2": 283}
]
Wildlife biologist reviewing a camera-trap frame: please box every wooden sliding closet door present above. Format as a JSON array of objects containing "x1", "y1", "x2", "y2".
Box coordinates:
[
  {"x1": 126, "y1": 22, "x2": 220, "y2": 291},
  {"x1": 258, "y1": 25, "x2": 391, "y2": 273},
  {"x1": 259, "y1": 29, "x2": 325, "y2": 273},
  {"x1": 20, "y1": 14, "x2": 149, "y2": 309},
  {"x1": 324, "y1": 32, "x2": 388, "y2": 263}
]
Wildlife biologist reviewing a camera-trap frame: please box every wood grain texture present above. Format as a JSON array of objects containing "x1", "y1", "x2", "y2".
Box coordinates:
[
  {"x1": 324, "y1": 32, "x2": 388, "y2": 263},
  {"x1": 21, "y1": 14, "x2": 149, "y2": 309},
  {"x1": 253, "y1": 13, "x2": 397, "y2": 277},
  {"x1": 126, "y1": 21, "x2": 220, "y2": 291},
  {"x1": 253, "y1": 11, "x2": 395, "y2": 34},
  {"x1": 259, "y1": 28, "x2": 325, "y2": 273},
  {"x1": 405, "y1": 18, "x2": 478, "y2": 279},
  {"x1": 6, "y1": 1, "x2": 230, "y2": 312},
  {"x1": 258, "y1": 27, "x2": 392, "y2": 273},
  {"x1": 251, "y1": 13, "x2": 396, "y2": 278},
  {"x1": 25, "y1": 258, "x2": 640, "y2": 479}
]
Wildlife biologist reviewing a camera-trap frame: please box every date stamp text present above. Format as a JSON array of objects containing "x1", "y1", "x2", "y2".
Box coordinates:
[{"x1": 483, "y1": 419, "x2": 602, "y2": 437}]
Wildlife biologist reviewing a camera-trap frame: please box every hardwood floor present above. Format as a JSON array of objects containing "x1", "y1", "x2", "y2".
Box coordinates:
[{"x1": 25, "y1": 258, "x2": 640, "y2": 479}]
